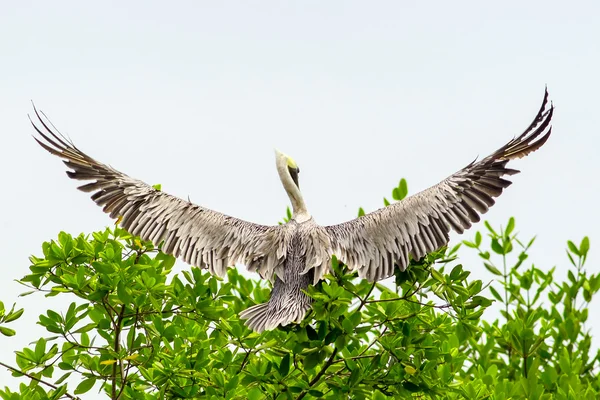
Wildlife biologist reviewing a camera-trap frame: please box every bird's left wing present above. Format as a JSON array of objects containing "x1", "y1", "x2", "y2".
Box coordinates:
[
  {"x1": 325, "y1": 90, "x2": 553, "y2": 282},
  {"x1": 31, "y1": 109, "x2": 287, "y2": 279}
]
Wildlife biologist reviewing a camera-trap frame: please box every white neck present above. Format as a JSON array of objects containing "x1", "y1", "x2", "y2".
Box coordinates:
[{"x1": 275, "y1": 155, "x2": 310, "y2": 220}]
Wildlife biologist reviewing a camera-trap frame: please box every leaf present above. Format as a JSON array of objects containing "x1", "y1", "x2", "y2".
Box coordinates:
[
  {"x1": 357, "y1": 207, "x2": 365, "y2": 217},
  {"x1": 505, "y1": 217, "x2": 515, "y2": 237},
  {"x1": 580, "y1": 236, "x2": 590, "y2": 257},
  {"x1": 567, "y1": 240, "x2": 580, "y2": 256},
  {"x1": 247, "y1": 387, "x2": 263, "y2": 400},
  {"x1": 51, "y1": 385, "x2": 68, "y2": 400},
  {"x1": 484, "y1": 221, "x2": 498, "y2": 236},
  {"x1": 383, "y1": 197, "x2": 390, "y2": 206},
  {"x1": 91, "y1": 261, "x2": 115, "y2": 274},
  {"x1": 4, "y1": 308, "x2": 24, "y2": 323},
  {"x1": 491, "y1": 239, "x2": 504, "y2": 255},
  {"x1": 489, "y1": 286, "x2": 503, "y2": 303},
  {"x1": 117, "y1": 281, "x2": 133, "y2": 305},
  {"x1": 431, "y1": 269, "x2": 444, "y2": 283},
  {"x1": 306, "y1": 325, "x2": 318, "y2": 341},
  {"x1": 404, "y1": 365, "x2": 417, "y2": 375},
  {"x1": 54, "y1": 372, "x2": 72, "y2": 385},
  {"x1": 462, "y1": 240, "x2": 477, "y2": 249},
  {"x1": 100, "y1": 359, "x2": 118, "y2": 365},
  {"x1": 324, "y1": 329, "x2": 342, "y2": 345},
  {"x1": 74, "y1": 323, "x2": 98, "y2": 334},
  {"x1": 152, "y1": 183, "x2": 162, "y2": 191},
  {"x1": 373, "y1": 390, "x2": 387, "y2": 400},
  {"x1": 35, "y1": 338, "x2": 46, "y2": 361},
  {"x1": 279, "y1": 353, "x2": 290, "y2": 376},
  {"x1": 398, "y1": 178, "x2": 408, "y2": 200},
  {"x1": 303, "y1": 351, "x2": 321, "y2": 370},
  {"x1": 225, "y1": 374, "x2": 240, "y2": 392},
  {"x1": 0, "y1": 326, "x2": 16, "y2": 337},
  {"x1": 484, "y1": 263, "x2": 503, "y2": 276},
  {"x1": 74, "y1": 377, "x2": 96, "y2": 395}
]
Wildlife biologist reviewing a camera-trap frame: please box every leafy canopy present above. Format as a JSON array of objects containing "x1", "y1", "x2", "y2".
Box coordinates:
[{"x1": 1, "y1": 180, "x2": 599, "y2": 399}]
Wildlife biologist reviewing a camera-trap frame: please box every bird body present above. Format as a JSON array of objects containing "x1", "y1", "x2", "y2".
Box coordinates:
[
  {"x1": 31, "y1": 90, "x2": 553, "y2": 332},
  {"x1": 241, "y1": 218, "x2": 325, "y2": 332}
]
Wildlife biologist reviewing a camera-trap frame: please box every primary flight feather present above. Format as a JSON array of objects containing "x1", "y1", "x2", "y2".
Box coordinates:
[{"x1": 31, "y1": 89, "x2": 553, "y2": 332}]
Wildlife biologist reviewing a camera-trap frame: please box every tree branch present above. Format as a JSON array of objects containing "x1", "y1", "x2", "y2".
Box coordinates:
[
  {"x1": 0, "y1": 361, "x2": 81, "y2": 400},
  {"x1": 111, "y1": 305, "x2": 126, "y2": 399},
  {"x1": 296, "y1": 348, "x2": 338, "y2": 400}
]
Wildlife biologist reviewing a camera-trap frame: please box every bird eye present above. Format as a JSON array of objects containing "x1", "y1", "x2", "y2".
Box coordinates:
[{"x1": 296, "y1": 167, "x2": 300, "y2": 174}]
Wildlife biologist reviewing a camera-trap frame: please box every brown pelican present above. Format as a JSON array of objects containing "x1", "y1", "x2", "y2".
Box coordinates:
[{"x1": 31, "y1": 89, "x2": 553, "y2": 332}]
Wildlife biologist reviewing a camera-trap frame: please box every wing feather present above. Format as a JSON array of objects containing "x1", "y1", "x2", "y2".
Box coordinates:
[
  {"x1": 31, "y1": 108, "x2": 285, "y2": 279},
  {"x1": 326, "y1": 89, "x2": 553, "y2": 281}
]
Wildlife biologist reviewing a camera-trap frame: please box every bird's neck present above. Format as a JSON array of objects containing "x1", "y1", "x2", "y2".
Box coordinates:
[
  {"x1": 287, "y1": 183, "x2": 310, "y2": 220},
  {"x1": 277, "y1": 164, "x2": 310, "y2": 220},
  {"x1": 293, "y1": 210, "x2": 312, "y2": 223}
]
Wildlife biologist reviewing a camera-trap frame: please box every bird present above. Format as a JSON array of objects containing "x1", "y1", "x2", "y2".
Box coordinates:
[{"x1": 31, "y1": 89, "x2": 553, "y2": 332}]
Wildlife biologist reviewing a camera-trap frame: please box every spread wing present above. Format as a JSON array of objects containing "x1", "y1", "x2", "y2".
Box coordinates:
[
  {"x1": 31, "y1": 109, "x2": 287, "y2": 279},
  {"x1": 326, "y1": 89, "x2": 553, "y2": 281}
]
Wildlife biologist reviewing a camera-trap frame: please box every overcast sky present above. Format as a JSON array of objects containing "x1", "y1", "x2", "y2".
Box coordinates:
[{"x1": 1, "y1": 1, "x2": 598, "y2": 394}]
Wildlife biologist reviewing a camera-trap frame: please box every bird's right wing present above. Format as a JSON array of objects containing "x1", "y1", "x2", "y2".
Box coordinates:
[
  {"x1": 31, "y1": 109, "x2": 288, "y2": 280},
  {"x1": 325, "y1": 89, "x2": 553, "y2": 282}
]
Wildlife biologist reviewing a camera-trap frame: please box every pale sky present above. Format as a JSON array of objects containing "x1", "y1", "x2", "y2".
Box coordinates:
[{"x1": 1, "y1": 1, "x2": 599, "y2": 394}]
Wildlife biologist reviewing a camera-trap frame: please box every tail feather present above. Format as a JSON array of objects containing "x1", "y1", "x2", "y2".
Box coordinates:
[{"x1": 239, "y1": 301, "x2": 311, "y2": 333}]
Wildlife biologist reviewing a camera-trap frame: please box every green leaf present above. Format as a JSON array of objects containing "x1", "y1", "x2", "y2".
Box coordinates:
[
  {"x1": 91, "y1": 261, "x2": 115, "y2": 274},
  {"x1": 491, "y1": 239, "x2": 504, "y2": 255},
  {"x1": 4, "y1": 308, "x2": 24, "y2": 323},
  {"x1": 357, "y1": 207, "x2": 365, "y2": 217},
  {"x1": 431, "y1": 269, "x2": 444, "y2": 282},
  {"x1": 0, "y1": 326, "x2": 16, "y2": 336},
  {"x1": 306, "y1": 325, "x2": 318, "y2": 341},
  {"x1": 398, "y1": 178, "x2": 408, "y2": 200},
  {"x1": 247, "y1": 387, "x2": 263, "y2": 400},
  {"x1": 580, "y1": 236, "x2": 590, "y2": 257},
  {"x1": 373, "y1": 390, "x2": 387, "y2": 400},
  {"x1": 117, "y1": 281, "x2": 133, "y2": 305},
  {"x1": 35, "y1": 338, "x2": 46, "y2": 361},
  {"x1": 303, "y1": 351, "x2": 321, "y2": 370},
  {"x1": 505, "y1": 217, "x2": 515, "y2": 237},
  {"x1": 484, "y1": 263, "x2": 503, "y2": 276},
  {"x1": 484, "y1": 221, "x2": 498, "y2": 236},
  {"x1": 279, "y1": 353, "x2": 290, "y2": 376},
  {"x1": 74, "y1": 377, "x2": 96, "y2": 394},
  {"x1": 462, "y1": 240, "x2": 477, "y2": 249},
  {"x1": 489, "y1": 286, "x2": 503, "y2": 303},
  {"x1": 567, "y1": 240, "x2": 580, "y2": 256}
]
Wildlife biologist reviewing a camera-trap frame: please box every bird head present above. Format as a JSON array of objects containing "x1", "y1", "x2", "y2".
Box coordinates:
[{"x1": 274, "y1": 149, "x2": 300, "y2": 189}]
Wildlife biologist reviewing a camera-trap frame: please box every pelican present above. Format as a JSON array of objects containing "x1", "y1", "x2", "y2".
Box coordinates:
[{"x1": 31, "y1": 90, "x2": 553, "y2": 332}]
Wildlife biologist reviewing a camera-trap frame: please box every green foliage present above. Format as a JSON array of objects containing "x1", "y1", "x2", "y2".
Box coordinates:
[
  {"x1": 460, "y1": 221, "x2": 599, "y2": 400},
  {"x1": 1, "y1": 183, "x2": 598, "y2": 399},
  {"x1": 0, "y1": 301, "x2": 24, "y2": 337},
  {"x1": 383, "y1": 178, "x2": 408, "y2": 207}
]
